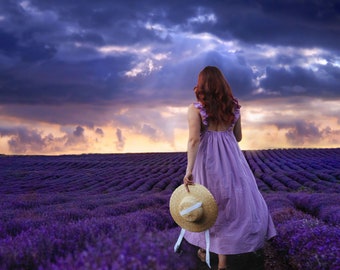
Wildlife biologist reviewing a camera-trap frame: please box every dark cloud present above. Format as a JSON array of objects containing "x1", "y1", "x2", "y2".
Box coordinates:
[
  {"x1": 209, "y1": 0, "x2": 340, "y2": 50},
  {"x1": 0, "y1": 29, "x2": 57, "y2": 62},
  {"x1": 73, "y1": 126, "x2": 84, "y2": 137},
  {"x1": 0, "y1": 104, "x2": 114, "y2": 129},
  {"x1": 0, "y1": 0, "x2": 339, "y2": 108},
  {"x1": 0, "y1": 125, "x2": 91, "y2": 154},
  {"x1": 0, "y1": 55, "x2": 133, "y2": 105},
  {"x1": 65, "y1": 126, "x2": 86, "y2": 147},
  {"x1": 0, "y1": 30, "x2": 19, "y2": 55},
  {"x1": 0, "y1": 0, "x2": 339, "y2": 154},
  {"x1": 140, "y1": 124, "x2": 158, "y2": 140},
  {"x1": 260, "y1": 65, "x2": 340, "y2": 98},
  {"x1": 1, "y1": 0, "x2": 339, "y2": 50},
  {"x1": 115, "y1": 128, "x2": 125, "y2": 151},
  {"x1": 0, "y1": 126, "x2": 56, "y2": 154},
  {"x1": 264, "y1": 112, "x2": 339, "y2": 147},
  {"x1": 0, "y1": 127, "x2": 45, "y2": 153},
  {"x1": 95, "y1": 128, "x2": 104, "y2": 136},
  {"x1": 261, "y1": 66, "x2": 316, "y2": 95},
  {"x1": 19, "y1": 41, "x2": 57, "y2": 62},
  {"x1": 285, "y1": 121, "x2": 332, "y2": 146}
]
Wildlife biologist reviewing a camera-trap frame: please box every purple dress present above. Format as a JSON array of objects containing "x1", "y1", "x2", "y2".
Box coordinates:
[{"x1": 184, "y1": 101, "x2": 277, "y2": 255}]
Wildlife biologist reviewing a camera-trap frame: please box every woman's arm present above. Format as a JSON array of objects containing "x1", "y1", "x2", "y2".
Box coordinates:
[
  {"x1": 183, "y1": 104, "x2": 201, "y2": 191},
  {"x1": 233, "y1": 115, "x2": 242, "y2": 142}
]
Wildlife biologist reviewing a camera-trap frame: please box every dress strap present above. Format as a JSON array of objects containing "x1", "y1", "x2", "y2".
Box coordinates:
[
  {"x1": 193, "y1": 102, "x2": 208, "y2": 126},
  {"x1": 232, "y1": 98, "x2": 241, "y2": 124}
]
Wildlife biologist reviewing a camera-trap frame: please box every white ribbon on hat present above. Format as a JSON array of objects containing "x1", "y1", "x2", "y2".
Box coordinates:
[
  {"x1": 179, "y1": 201, "x2": 202, "y2": 216},
  {"x1": 174, "y1": 228, "x2": 211, "y2": 268},
  {"x1": 173, "y1": 202, "x2": 212, "y2": 268},
  {"x1": 205, "y1": 230, "x2": 210, "y2": 268},
  {"x1": 174, "y1": 227, "x2": 186, "y2": 253}
]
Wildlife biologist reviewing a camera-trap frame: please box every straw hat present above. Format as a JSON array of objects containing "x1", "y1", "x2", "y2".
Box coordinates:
[{"x1": 169, "y1": 184, "x2": 218, "y2": 232}]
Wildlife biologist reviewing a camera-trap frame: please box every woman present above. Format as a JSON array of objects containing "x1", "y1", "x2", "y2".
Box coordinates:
[{"x1": 183, "y1": 66, "x2": 277, "y2": 270}]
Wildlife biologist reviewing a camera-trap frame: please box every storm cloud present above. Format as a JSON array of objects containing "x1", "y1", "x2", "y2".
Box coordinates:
[{"x1": 0, "y1": 0, "x2": 339, "y2": 154}]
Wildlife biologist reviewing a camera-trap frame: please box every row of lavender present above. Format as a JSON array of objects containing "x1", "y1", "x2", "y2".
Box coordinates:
[
  {"x1": 0, "y1": 148, "x2": 339, "y2": 269},
  {"x1": 246, "y1": 148, "x2": 340, "y2": 268},
  {"x1": 1, "y1": 149, "x2": 339, "y2": 195}
]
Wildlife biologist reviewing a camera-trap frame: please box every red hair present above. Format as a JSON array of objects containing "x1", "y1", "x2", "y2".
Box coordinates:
[{"x1": 195, "y1": 66, "x2": 236, "y2": 125}]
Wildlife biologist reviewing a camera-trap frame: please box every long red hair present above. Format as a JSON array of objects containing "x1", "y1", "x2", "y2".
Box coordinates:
[{"x1": 195, "y1": 66, "x2": 236, "y2": 125}]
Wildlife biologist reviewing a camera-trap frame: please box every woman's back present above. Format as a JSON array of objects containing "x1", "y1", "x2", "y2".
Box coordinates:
[{"x1": 194, "y1": 101, "x2": 242, "y2": 141}]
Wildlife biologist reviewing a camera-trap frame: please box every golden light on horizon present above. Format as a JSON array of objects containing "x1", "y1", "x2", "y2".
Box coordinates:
[{"x1": 0, "y1": 97, "x2": 339, "y2": 155}]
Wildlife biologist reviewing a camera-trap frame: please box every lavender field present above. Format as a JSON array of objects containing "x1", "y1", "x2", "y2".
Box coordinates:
[{"x1": 0, "y1": 148, "x2": 339, "y2": 270}]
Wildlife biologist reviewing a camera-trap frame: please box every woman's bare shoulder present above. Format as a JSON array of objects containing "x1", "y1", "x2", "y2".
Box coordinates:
[
  {"x1": 188, "y1": 103, "x2": 198, "y2": 111},
  {"x1": 187, "y1": 103, "x2": 201, "y2": 119}
]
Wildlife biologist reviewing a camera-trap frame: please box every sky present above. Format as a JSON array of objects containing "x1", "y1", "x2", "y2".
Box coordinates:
[{"x1": 0, "y1": 0, "x2": 339, "y2": 155}]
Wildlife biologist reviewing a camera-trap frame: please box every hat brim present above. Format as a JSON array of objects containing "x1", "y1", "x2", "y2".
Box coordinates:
[{"x1": 169, "y1": 184, "x2": 218, "y2": 232}]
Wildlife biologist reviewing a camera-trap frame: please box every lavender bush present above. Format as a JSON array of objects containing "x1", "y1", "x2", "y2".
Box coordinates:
[
  {"x1": 0, "y1": 148, "x2": 339, "y2": 269},
  {"x1": 287, "y1": 192, "x2": 340, "y2": 225},
  {"x1": 265, "y1": 194, "x2": 340, "y2": 269}
]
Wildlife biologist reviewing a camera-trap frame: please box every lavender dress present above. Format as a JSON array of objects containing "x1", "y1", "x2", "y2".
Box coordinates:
[{"x1": 184, "y1": 101, "x2": 277, "y2": 255}]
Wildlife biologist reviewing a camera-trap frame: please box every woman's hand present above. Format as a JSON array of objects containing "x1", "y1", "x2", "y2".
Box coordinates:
[{"x1": 183, "y1": 172, "x2": 194, "y2": 192}]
